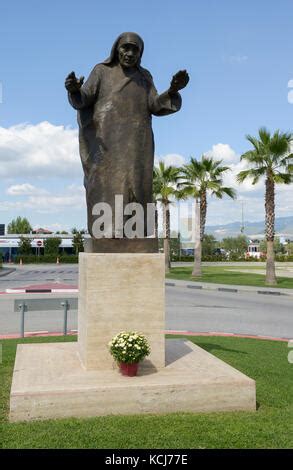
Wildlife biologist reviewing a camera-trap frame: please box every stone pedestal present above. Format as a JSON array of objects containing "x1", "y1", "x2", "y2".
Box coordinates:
[
  {"x1": 9, "y1": 251, "x2": 257, "y2": 422},
  {"x1": 84, "y1": 237, "x2": 158, "y2": 253},
  {"x1": 78, "y1": 253, "x2": 165, "y2": 370},
  {"x1": 9, "y1": 340, "x2": 256, "y2": 422}
]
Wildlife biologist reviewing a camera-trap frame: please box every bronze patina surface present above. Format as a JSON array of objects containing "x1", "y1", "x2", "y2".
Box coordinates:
[{"x1": 65, "y1": 32, "x2": 189, "y2": 251}]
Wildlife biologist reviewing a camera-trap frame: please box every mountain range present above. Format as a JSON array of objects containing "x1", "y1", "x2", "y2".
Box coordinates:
[{"x1": 205, "y1": 216, "x2": 293, "y2": 240}]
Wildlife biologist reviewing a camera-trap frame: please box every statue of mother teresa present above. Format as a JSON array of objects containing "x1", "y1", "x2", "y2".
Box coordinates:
[{"x1": 65, "y1": 32, "x2": 189, "y2": 241}]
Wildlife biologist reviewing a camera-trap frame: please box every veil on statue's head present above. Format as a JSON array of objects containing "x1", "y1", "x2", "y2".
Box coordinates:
[{"x1": 102, "y1": 32, "x2": 144, "y2": 66}]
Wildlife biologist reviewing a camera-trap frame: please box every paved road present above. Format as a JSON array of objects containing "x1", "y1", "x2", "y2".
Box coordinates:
[
  {"x1": 0, "y1": 265, "x2": 78, "y2": 290},
  {"x1": 0, "y1": 265, "x2": 292, "y2": 338},
  {"x1": 166, "y1": 285, "x2": 292, "y2": 339}
]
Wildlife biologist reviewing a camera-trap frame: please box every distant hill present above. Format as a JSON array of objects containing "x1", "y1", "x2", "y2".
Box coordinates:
[{"x1": 206, "y1": 216, "x2": 293, "y2": 240}]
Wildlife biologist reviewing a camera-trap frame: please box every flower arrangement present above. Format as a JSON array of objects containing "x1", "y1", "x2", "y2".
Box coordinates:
[{"x1": 109, "y1": 331, "x2": 151, "y2": 365}]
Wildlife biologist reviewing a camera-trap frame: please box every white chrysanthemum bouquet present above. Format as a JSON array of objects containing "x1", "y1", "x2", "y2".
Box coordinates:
[{"x1": 109, "y1": 331, "x2": 151, "y2": 365}]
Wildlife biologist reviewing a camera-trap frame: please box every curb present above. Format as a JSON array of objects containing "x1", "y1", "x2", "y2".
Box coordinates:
[
  {"x1": 0, "y1": 329, "x2": 290, "y2": 342},
  {"x1": 2, "y1": 281, "x2": 292, "y2": 296},
  {"x1": 5, "y1": 288, "x2": 78, "y2": 294},
  {"x1": 165, "y1": 280, "x2": 293, "y2": 296},
  {"x1": 166, "y1": 330, "x2": 291, "y2": 342}
]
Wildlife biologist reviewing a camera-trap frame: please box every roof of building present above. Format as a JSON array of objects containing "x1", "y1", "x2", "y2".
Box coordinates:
[{"x1": 32, "y1": 228, "x2": 53, "y2": 234}]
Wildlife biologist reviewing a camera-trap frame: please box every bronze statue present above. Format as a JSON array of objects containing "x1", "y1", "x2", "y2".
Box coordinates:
[{"x1": 65, "y1": 32, "x2": 189, "y2": 245}]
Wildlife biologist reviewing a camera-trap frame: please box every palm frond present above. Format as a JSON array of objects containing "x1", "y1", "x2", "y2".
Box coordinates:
[
  {"x1": 279, "y1": 153, "x2": 293, "y2": 168},
  {"x1": 239, "y1": 128, "x2": 293, "y2": 188},
  {"x1": 220, "y1": 187, "x2": 237, "y2": 199},
  {"x1": 273, "y1": 172, "x2": 292, "y2": 184},
  {"x1": 236, "y1": 169, "x2": 253, "y2": 183},
  {"x1": 245, "y1": 134, "x2": 261, "y2": 151},
  {"x1": 176, "y1": 186, "x2": 199, "y2": 200},
  {"x1": 240, "y1": 150, "x2": 265, "y2": 167},
  {"x1": 258, "y1": 127, "x2": 271, "y2": 145},
  {"x1": 153, "y1": 160, "x2": 183, "y2": 205}
]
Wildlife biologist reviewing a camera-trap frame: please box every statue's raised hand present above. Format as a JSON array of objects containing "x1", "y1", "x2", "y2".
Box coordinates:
[
  {"x1": 169, "y1": 70, "x2": 189, "y2": 94},
  {"x1": 65, "y1": 71, "x2": 84, "y2": 93}
]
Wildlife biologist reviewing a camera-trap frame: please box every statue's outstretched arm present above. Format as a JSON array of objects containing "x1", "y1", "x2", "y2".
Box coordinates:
[
  {"x1": 65, "y1": 67, "x2": 100, "y2": 110},
  {"x1": 148, "y1": 70, "x2": 189, "y2": 117}
]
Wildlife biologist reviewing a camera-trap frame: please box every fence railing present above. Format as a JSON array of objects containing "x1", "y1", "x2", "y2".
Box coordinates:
[{"x1": 14, "y1": 298, "x2": 78, "y2": 338}]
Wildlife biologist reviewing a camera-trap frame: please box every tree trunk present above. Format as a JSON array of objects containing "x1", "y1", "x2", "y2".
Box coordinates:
[
  {"x1": 265, "y1": 176, "x2": 277, "y2": 285},
  {"x1": 163, "y1": 238, "x2": 170, "y2": 273},
  {"x1": 266, "y1": 240, "x2": 276, "y2": 285},
  {"x1": 163, "y1": 203, "x2": 171, "y2": 273},
  {"x1": 200, "y1": 190, "x2": 207, "y2": 242},
  {"x1": 154, "y1": 201, "x2": 158, "y2": 239},
  {"x1": 192, "y1": 198, "x2": 202, "y2": 277}
]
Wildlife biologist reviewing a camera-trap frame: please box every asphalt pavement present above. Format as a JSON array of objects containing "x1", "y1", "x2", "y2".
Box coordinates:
[{"x1": 0, "y1": 264, "x2": 292, "y2": 339}]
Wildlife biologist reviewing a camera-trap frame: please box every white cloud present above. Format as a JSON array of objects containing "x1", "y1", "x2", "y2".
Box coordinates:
[
  {"x1": 0, "y1": 122, "x2": 80, "y2": 178},
  {"x1": 204, "y1": 142, "x2": 263, "y2": 193},
  {"x1": 156, "y1": 145, "x2": 263, "y2": 196},
  {"x1": 155, "y1": 153, "x2": 186, "y2": 167},
  {"x1": 224, "y1": 159, "x2": 264, "y2": 193},
  {"x1": 288, "y1": 79, "x2": 293, "y2": 88},
  {"x1": 6, "y1": 183, "x2": 49, "y2": 196},
  {"x1": 205, "y1": 143, "x2": 238, "y2": 162},
  {"x1": 1, "y1": 122, "x2": 291, "y2": 232},
  {"x1": 288, "y1": 90, "x2": 293, "y2": 104},
  {"x1": 0, "y1": 184, "x2": 85, "y2": 214}
]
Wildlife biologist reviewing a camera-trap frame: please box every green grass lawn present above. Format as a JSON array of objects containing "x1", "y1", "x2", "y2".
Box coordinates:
[
  {"x1": 167, "y1": 266, "x2": 293, "y2": 289},
  {"x1": 0, "y1": 334, "x2": 292, "y2": 449}
]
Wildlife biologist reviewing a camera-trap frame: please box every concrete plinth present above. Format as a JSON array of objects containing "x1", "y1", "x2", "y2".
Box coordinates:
[
  {"x1": 9, "y1": 339, "x2": 256, "y2": 422},
  {"x1": 78, "y1": 253, "x2": 165, "y2": 371}
]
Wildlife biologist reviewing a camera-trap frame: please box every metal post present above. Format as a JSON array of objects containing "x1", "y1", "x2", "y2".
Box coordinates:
[
  {"x1": 61, "y1": 301, "x2": 68, "y2": 336},
  {"x1": 18, "y1": 303, "x2": 26, "y2": 338}
]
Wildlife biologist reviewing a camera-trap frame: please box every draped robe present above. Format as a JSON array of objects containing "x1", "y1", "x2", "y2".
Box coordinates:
[{"x1": 68, "y1": 62, "x2": 182, "y2": 237}]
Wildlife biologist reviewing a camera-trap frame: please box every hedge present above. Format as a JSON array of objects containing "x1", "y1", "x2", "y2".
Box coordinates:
[
  {"x1": 275, "y1": 254, "x2": 293, "y2": 262},
  {"x1": 14, "y1": 255, "x2": 79, "y2": 264},
  {"x1": 13, "y1": 254, "x2": 293, "y2": 264},
  {"x1": 171, "y1": 255, "x2": 293, "y2": 262}
]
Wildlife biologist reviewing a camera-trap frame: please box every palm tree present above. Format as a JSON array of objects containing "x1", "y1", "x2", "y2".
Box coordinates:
[
  {"x1": 179, "y1": 156, "x2": 236, "y2": 276},
  {"x1": 237, "y1": 127, "x2": 293, "y2": 285},
  {"x1": 153, "y1": 162, "x2": 181, "y2": 273}
]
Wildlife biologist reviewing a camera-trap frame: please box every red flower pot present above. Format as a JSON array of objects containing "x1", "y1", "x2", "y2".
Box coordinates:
[{"x1": 119, "y1": 362, "x2": 139, "y2": 377}]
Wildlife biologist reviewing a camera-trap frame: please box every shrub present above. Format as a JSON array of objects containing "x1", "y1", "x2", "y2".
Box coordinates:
[
  {"x1": 18, "y1": 236, "x2": 32, "y2": 255},
  {"x1": 59, "y1": 255, "x2": 79, "y2": 263},
  {"x1": 275, "y1": 254, "x2": 293, "y2": 262},
  {"x1": 171, "y1": 256, "x2": 194, "y2": 262},
  {"x1": 44, "y1": 237, "x2": 61, "y2": 255}
]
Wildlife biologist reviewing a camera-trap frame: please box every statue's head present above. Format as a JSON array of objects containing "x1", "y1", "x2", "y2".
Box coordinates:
[
  {"x1": 103, "y1": 32, "x2": 144, "y2": 67},
  {"x1": 117, "y1": 40, "x2": 141, "y2": 68}
]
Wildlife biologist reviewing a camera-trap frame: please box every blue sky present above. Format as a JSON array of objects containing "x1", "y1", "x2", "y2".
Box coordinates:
[{"x1": 0, "y1": 0, "x2": 293, "y2": 233}]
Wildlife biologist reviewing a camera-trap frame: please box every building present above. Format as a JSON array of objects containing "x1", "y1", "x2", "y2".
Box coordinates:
[
  {"x1": 32, "y1": 228, "x2": 53, "y2": 234},
  {"x1": 246, "y1": 239, "x2": 264, "y2": 259},
  {"x1": 0, "y1": 234, "x2": 76, "y2": 262}
]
